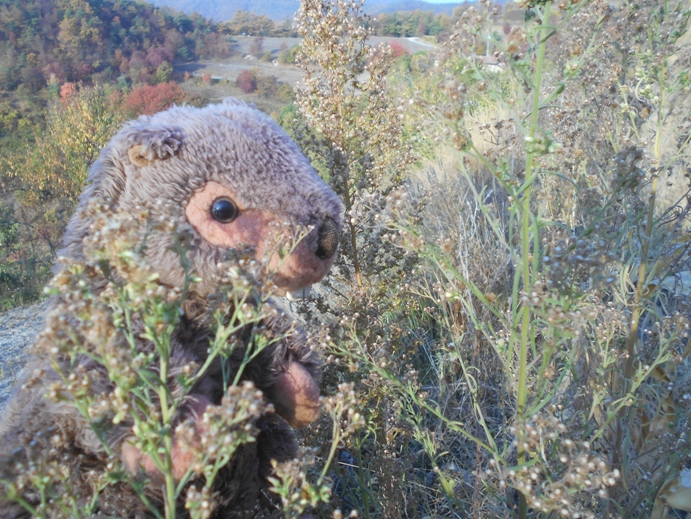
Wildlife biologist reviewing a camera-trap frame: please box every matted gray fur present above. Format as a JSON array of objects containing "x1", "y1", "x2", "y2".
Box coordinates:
[{"x1": 0, "y1": 99, "x2": 342, "y2": 518}]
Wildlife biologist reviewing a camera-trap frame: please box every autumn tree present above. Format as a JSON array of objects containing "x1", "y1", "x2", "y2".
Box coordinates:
[
  {"x1": 0, "y1": 85, "x2": 124, "y2": 302},
  {"x1": 123, "y1": 82, "x2": 190, "y2": 117},
  {"x1": 156, "y1": 62, "x2": 174, "y2": 83},
  {"x1": 5, "y1": 85, "x2": 122, "y2": 206},
  {"x1": 224, "y1": 10, "x2": 276, "y2": 36},
  {"x1": 416, "y1": 20, "x2": 428, "y2": 36},
  {"x1": 249, "y1": 36, "x2": 264, "y2": 58},
  {"x1": 389, "y1": 40, "x2": 409, "y2": 58}
]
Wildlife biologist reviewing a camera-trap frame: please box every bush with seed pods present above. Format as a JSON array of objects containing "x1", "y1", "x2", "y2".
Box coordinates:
[{"x1": 287, "y1": 0, "x2": 691, "y2": 517}]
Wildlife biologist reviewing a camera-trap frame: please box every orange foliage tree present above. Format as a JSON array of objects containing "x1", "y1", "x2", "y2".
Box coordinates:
[{"x1": 123, "y1": 82, "x2": 190, "y2": 118}]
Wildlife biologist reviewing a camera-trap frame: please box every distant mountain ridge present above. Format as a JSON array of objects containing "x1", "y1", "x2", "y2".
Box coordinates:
[{"x1": 148, "y1": 0, "x2": 467, "y2": 21}]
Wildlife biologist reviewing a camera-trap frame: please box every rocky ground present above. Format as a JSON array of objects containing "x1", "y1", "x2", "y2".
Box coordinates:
[{"x1": 0, "y1": 301, "x2": 47, "y2": 410}]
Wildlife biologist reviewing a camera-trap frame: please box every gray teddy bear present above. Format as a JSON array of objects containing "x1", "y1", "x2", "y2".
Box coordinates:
[{"x1": 0, "y1": 99, "x2": 342, "y2": 518}]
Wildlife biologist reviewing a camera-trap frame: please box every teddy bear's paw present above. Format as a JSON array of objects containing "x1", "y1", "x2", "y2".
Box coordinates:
[
  {"x1": 121, "y1": 394, "x2": 211, "y2": 485},
  {"x1": 273, "y1": 362, "x2": 321, "y2": 429}
]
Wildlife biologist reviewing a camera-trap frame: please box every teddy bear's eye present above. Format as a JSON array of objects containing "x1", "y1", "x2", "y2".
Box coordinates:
[{"x1": 211, "y1": 197, "x2": 239, "y2": 223}]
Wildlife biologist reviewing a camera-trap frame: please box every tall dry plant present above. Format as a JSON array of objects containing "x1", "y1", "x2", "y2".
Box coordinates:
[
  {"x1": 293, "y1": 0, "x2": 691, "y2": 517},
  {"x1": 293, "y1": 0, "x2": 416, "y2": 287},
  {"x1": 385, "y1": 0, "x2": 691, "y2": 516},
  {"x1": 290, "y1": 2, "x2": 431, "y2": 516}
]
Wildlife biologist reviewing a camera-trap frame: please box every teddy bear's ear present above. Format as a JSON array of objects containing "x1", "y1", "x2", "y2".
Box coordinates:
[
  {"x1": 123, "y1": 124, "x2": 185, "y2": 168},
  {"x1": 57, "y1": 124, "x2": 186, "y2": 262},
  {"x1": 127, "y1": 144, "x2": 152, "y2": 167}
]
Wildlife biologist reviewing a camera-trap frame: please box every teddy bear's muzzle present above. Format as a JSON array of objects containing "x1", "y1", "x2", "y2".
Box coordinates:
[
  {"x1": 185, "y1": 181, "x2": 339, "y2": 293},
  {"x1": 263, "y1": 215, "x2": 340, "y2": 294}
]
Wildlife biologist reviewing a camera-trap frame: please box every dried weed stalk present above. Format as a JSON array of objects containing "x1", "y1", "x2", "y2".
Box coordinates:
[{"x1": 0, "y1": 206, "x2": 354, "y2": 518}]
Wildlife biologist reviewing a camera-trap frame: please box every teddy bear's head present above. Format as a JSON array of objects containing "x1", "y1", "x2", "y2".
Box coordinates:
[{"x1": 60, "y1": 99, "x2": 342, "y2": 295}]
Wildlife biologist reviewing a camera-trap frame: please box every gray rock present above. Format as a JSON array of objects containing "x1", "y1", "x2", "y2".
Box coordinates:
[{"x1": 0, "y1": 301, "x2": 47, "y2": 411}]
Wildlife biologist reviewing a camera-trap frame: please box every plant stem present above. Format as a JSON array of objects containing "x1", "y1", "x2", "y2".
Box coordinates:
[
  {"x1": 157, "y1": 340, "x2": 176, "y2": 519},
  {"x1": 615, "y1": 59, "x2": 666, "y2": 472},
  {"x1": 319, "y1": 416, "x2": 341, "y2": 484},
  {"x1": 624, "y1": 64, "x2": 665, "y2": 380},
  {"x1": 336, "y1": 98, "x2": 362, "y2": 287},
  {"x1": 343, "y1": 172, "x2": 362, "y2": 287},
  {"x1": 517, "y1": 4, "x2": 551, "y2": 517}
]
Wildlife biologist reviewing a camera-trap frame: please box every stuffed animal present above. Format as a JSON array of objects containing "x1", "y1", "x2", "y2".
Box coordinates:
[{"x1": 0, "y1": 99, "x2": 342, "y2": 518}]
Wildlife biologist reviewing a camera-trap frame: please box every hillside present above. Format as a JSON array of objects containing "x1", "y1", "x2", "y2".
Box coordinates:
[
  {"x1": 148, "y1": 0, "x2": 468, "y2": 22},
  {"x1": 0, "y1": 0, "x2": 229, "y2": 92}
]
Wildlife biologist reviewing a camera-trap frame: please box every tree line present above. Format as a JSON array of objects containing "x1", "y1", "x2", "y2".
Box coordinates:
[{"x1": 221, "y1": 5, "x2": 508, "y2": 39}]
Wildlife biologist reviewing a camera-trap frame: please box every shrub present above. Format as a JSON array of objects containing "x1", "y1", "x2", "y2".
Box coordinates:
[
  {"x1": 249, "y1": 36, "x2": 264, "y2": 58},
  {"x1": 289, "y1": 0, "x2": 691, "y2": 517},
  {"x1": 279, "y1": 45, "x2": 301, "y2": 64},
  {"x1": 155, "y1": 61, "x2": 173, "y2": 84},
  {"x1": 389, "y1": 39, "x2": 409, "y2": 58},
  {"x1": 255, "y1": 74, "x2": 294, "y2": 101},
  {"x1": 0, "y1": 201, "x2": 49, "y2": 309},
  {"x1": 295, "y1": 0, "x2": 416, "y2": 285},
  {"x1": 236, "y1": 69, "x2": 257, "y2": 93}
]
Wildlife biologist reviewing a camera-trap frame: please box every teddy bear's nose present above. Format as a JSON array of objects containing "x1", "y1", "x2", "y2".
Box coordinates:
[{"x1": 315, "y1": 217, "x2": 339, "y2": 260}]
